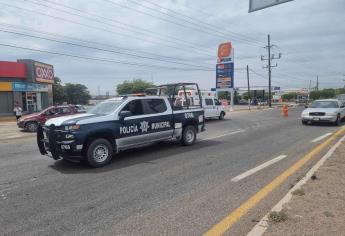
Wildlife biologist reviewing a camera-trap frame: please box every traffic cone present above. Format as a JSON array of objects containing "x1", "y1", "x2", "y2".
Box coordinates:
[{"x1": 281, "y1": 105, "x2": 288, "y2": 117}]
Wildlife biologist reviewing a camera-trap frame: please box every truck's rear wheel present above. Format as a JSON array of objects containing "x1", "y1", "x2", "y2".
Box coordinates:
[
  {"x1": 86, "y1": 138, "x2": 113, "y2": 168},
  {"x1": 181, "y1": 125, "x2": 197, "y2": 146}
]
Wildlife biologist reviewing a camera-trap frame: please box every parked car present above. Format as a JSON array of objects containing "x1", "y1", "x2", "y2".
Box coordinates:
[
  {"x1": 72, "y1": 104, "x2": 87, "y2": 113},
  {"x1": 237, "y1": 99, "x2": 249, "y2": 105},
  {"x1": 301, "y1": 99, "x2": 345, "y2": 125},
  {"x1": 257, "y1": 99, "x2": 268, "y2": 106},
  {"x1": 17, "y1": 105, "x2": 80, "y2": 132}
]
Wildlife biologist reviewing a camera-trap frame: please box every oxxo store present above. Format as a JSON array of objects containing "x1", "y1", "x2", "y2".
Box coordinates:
[{"x1": 0, "y1": 60, "x2": 54, "y2": 115}]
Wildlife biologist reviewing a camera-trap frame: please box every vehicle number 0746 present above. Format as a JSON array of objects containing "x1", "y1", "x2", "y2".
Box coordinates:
[{"x1": 184, "y1": 112, "x2": 194, "y2": 119}]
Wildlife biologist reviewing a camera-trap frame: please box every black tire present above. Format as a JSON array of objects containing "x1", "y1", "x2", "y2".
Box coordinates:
[
  {"x1": 335, "y1": 115, "x2": 341, "y2": 126},
  {"x1": 86, "y1": 138, "x2": 113, "y2": 168},
  {"x1": 25, "y1": 121, "x2": 38, "y2": 132},
  {"x1": 219, "y1": 112, "x2": 225, "y2": 120},
  {"x1": 302, "y1": 120, "x2": 308, "y2": 125},
  {"x1": 181, "y1": 125, "x2": 197, "y2": 146}
]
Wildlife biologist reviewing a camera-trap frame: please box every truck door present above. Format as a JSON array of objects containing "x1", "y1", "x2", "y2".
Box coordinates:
[
  {"x1": 214, "y1": 98, "x2": 222, "y2": 116},
  {"x1": 204, "y1": 98, "x2": 215, "y2": 118},
  {"x1": 118, "y1": 98, "x2": 173, "y2": 148}
]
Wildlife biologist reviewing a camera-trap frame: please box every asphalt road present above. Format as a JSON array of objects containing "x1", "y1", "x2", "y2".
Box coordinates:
[{"x1": 0, "y1": 108, "x2": 343, "y2": 236}]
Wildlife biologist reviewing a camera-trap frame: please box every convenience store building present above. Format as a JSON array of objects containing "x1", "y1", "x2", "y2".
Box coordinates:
[{"x1": 0, "y1": 59, "x2": 54, "y2": 115}]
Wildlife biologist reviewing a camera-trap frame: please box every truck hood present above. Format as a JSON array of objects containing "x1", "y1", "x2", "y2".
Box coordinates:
[
  {"x1": 45, "y1": 113, "x2": 99, "y2": 126},
  {"x1": 303, "y1": 108, "x2": 339, "y2": 114}
]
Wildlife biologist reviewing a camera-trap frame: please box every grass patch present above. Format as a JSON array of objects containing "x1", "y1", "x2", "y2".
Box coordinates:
[
  {"x1": 269, "y1": 211, "x2": 288, "y2": 223},
  {"x1": 291, "y1": 189, "x2": 305, "y2": 196}
]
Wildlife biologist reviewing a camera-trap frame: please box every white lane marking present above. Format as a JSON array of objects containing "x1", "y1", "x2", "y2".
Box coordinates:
[
  {"x1": 200, "y1": 129, "x2": 245, "y2": 141},
  {"x1": 231, "y1": 155, "x2": 288, "y2": 182},
  {"x1": 7, "y1": 135, "x2": 23, "y2": 138},
  {"x1": 311, "y1": 133, "x2": 333, "y2": 143}
]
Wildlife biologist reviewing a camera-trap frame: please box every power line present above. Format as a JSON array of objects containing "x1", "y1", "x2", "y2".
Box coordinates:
[
  {"x1": 0, "y1": 42, "x2": 215, "y2": 71},
  {"x1": 103, "y1": 0, "x2": 263, "y2": 48},
  {"x1": 125, "y1": 0, "x2": 265, "y2": 46},
  {"x1": 0, "y1": 1, "x2": 213, "y2": 57},
  {"x1": 0, "y1": 22, "x2": 211, "y2": 63},
  {"x1": 0, "y1": 29, "x2": 215, "y2": 70},
  {"x1": 25, "y1": 0, "x2": 214, "y2": 54}
]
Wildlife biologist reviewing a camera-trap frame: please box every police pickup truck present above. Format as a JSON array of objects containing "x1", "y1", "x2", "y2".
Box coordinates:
[{"x1": 37, "y1": 83, "x2": 205, "y2": 167}]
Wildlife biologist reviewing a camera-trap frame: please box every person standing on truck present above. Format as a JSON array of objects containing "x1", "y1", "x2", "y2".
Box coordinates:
[{"x1": 13, "y1": 102, "x2": 23, "y2": 120}]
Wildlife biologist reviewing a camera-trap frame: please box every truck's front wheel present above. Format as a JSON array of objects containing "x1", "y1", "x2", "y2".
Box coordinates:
[
  {"x1": 86, "y1": 138, "x2": 113, "y2": 168},
  {"x1": 181, "y1": 125, "x2": 197, "y2": 146}
]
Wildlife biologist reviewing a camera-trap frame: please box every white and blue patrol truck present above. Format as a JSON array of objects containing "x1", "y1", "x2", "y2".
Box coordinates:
[{"x1": 37, "y1": 83, "x2": 205, "y2": 167}]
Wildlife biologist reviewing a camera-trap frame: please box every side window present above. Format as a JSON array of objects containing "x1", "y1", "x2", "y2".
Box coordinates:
[
  {"x1": 205, "y1": 99, "x2": 213, "y2": 106},
  {"x1": 45, "y1": 108, "x2": 56, "y2": 116},
  {"x1": 122, "y1": 100, "x2": 143, "y2": 116},
  {"x1": 142, "y1": 99, "x2": 167, "y2": 114},
  {"x1": 214, "y1": 99, "x2": 221, "y2": 106},
  {"x1": 61, "y1": 107, "x2": 71, "y2": 114}
]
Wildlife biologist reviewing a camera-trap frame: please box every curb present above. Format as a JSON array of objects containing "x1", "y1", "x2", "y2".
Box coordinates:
[{"x1": 247, "y1": 132, "x2": 345, "y2": 236}]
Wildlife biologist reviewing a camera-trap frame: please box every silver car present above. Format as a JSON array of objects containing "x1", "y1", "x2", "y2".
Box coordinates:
[{"x1": 301, "y1": 99, "x2": 345, "y2": 125}]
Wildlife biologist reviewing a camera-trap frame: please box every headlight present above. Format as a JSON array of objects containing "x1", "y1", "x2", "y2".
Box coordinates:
[
  {"x1": 326, "y1": 112, "x2": 337, "y2": 116},
  {"x1": 64, "y1": 124, "x2": 80, "y2": 131}
]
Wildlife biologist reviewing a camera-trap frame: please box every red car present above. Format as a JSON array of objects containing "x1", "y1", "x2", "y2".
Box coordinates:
[{"x1": 17, "y1": 105, "x2": 80, "y2": 132}]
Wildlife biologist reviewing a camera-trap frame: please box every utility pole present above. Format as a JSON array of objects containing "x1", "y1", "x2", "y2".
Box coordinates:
[
  {"x1": 308, "y1": 80, "x2": 312, "y2": 104},
  {"x1": 261, "y1": 34, "x2": 281, "y2": 108},
  {"x1": 246, "y1": 65, "x2": 251, "y2": 110},
  {"x1": 316, "y1": 75, "x2": 319, "y2": 91}
]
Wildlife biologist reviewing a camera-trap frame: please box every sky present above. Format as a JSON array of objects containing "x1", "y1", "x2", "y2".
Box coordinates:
[{"x1": 0, "y1": 0, "x2": 344, "y2": 95}]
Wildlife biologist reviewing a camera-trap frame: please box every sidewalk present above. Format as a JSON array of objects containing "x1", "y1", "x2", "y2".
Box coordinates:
[
  {"x1": 0, "y1": 121, "x2": 35, "y2": 141},
  {"x1": 0, "y1": 115, "x2": 16, "y2": 122},
  {"x1": 263, "y1": 139, "x2": 345, "y2": 236}
]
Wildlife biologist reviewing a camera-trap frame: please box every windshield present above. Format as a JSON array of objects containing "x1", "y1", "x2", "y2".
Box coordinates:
[
  {"x1": 309, "y1": 101, "x2": 339, "y2": 108},
  {"x1": 88, "y1": 100, "x2": 124, "y2": 115}
]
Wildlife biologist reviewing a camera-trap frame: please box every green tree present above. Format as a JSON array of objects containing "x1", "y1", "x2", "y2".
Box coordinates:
[
  {"x1": 116, "y1": 79, "x2": 154, "y2": 95},
  {"x1": 281, "y1": 92, "x2": 297, "y2": 100},
  {"x1": 335, "y1": 88, "x2": 345, "y2": 95},
  {"x1": 64, "y1": 83, "x2": 91, "y2": 105},
  {"x1": 218, "y1": 91, "x2": 228, "y2": 99},
  {"x1": 310, "y1": 90, "x2": 322, "y2": 100},
  {"x1": 52, "y1": 77, "x2": 66, "y2": 104},
  {"x1": 310, "y1": 89, "x2": 335, "y2": 100}
]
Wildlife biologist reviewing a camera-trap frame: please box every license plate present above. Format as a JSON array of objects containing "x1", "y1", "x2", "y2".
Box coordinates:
[
  {"x1": 313, "y1": 117, "x2": 320, "y2": 121},
  {"x1": 61, "y1": 145, "x2": 70, "y2": 150}
]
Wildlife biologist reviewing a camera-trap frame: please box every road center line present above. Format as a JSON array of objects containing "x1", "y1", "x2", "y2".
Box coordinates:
[
  {"x1": 203, "y1": 126, "x2": 345, "y2": 236},
  {"x1": 311, "y1": 132, "x2": 333, "y2": 143},
  {"x1": 200, "y1": 129, "x2": 245, "y2": 141},
  {"x1": 231, "y1": 155, "x2": 287, "y2": 182}
]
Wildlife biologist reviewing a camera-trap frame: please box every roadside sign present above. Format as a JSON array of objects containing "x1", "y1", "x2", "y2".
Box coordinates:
[
  {"x1": 249, "y1": 0, "x2": 293, "y2": 12},
  {"x1": 216, "y1": 62, "x2": 234, "y2": 89},
  {"x1": 217, "y1": 42, "x2": 234, "y2": 63}
]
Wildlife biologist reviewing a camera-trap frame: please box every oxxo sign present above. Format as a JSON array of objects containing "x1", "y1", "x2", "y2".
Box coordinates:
[{"x1": 34, "y1": 62, "x2": 54, "y2": 83}]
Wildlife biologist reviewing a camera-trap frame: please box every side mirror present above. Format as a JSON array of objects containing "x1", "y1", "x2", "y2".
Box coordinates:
[
  {"x1": 341, "y1": 105, "x2": 345, "y2": 108},
  {"x1": 119, "y1": 110, "x2": 132, "y2": 122}
]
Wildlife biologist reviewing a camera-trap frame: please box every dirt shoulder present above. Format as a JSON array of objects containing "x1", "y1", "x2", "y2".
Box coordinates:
[{"x1": 264, "y1": 140, "x2": 345, "y2": 236}]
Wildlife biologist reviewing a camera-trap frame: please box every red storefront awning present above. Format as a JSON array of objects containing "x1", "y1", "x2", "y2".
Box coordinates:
[{"x1": 0, "y1": 61, "x2": 26, "y2": 79}]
